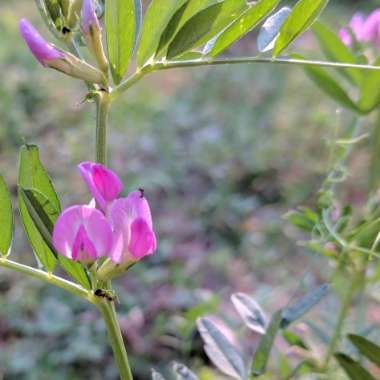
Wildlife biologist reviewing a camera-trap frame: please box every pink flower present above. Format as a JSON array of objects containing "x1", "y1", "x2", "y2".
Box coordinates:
[
  {"x1": 340, "y1": 10, "x2": 380, "y2": 47},
  {"x1": 82, "y1": 0, "x2": 100, "y2": 35},
  {"x1": 339, "y1": 28, "x2": 352, "y2": 46},
  {"x1": 109, "y1": 190, "x2": 157, "y2": 263},
  {"x1": 78, "y1": 162, "x2": 123, "y2": 211},
  {"x1": 19, "y1": 19, "x2": 63, "y2": 66},
  {"x1": 53, "y1": 205, "x2": 113, "y2": 262}
]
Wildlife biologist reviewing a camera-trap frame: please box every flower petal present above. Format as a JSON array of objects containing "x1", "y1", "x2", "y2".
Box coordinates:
[
  {"x1": 53, "y1": 205, "x2": 113, "y2": 261},
  {"x1": 72, "y1": 225, "x2": 97, "y2": 261},
  {"x1": 82, "y1": 0, "x2": 100, "y2": 34},
  {"x1": 78, "y1": 162, "x2": 122, "y2": 211},
  {"x1": 19, "y1": 19, "x2": 63, "y2": 65},
  {"x1": 129, "y1": 218, "x2": 156, "y2": 259}
]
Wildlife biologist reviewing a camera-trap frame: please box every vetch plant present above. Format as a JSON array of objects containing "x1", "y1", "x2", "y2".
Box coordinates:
[{"x1": 2, "y1": 0, "x2": 380, "y2": 379}]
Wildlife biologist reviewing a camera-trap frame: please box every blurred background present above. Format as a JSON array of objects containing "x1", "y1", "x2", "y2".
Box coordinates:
[{"x1": 1, "y1": 0, "x2": 380, "y2": 379}]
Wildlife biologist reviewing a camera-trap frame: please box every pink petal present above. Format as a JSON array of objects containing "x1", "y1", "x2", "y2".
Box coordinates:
[
  {"x1": 361, "y1": 9, "x2": 380, "y2": 42},
  {"x1": 128, "y1": 218, "x2": 157, "y2": 259},
  {"x1": 108, "y1": 191, "x2": 157, "y2": 263},
  {"x1": 53, "y1": 205, "x2": 113, "y2": 261},
  {"x1": 78, "y1": 162, "x2": 122, "y2": 211},
  {"x1": 339, "y1": 28, "x2": 352, "y2": 46},
  {"x1": 19, "y1": 19, "x2": 63, "y2": 65},
  {"x1": 82, "y1": 0, "x2": 100, "y2": 34},
  {"x1": 72, "y1": 225, "x2": 97, "y2": 261},
  {"x1": 349, "y1": 13, "x2": 365, "y2": 41}
]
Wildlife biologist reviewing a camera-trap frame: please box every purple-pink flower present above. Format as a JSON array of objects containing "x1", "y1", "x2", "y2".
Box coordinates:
[
  {"x1": 53, "y1": 205, "x2": 113, "y2": 262},
  {"x1": 82, "y1": 0, "x2": 100, "y2": 35},
  {"x1": 340, "y1": 9, "x2": 380, "y2": 48},
  {"x1": 19, "y1": 19, "x2": 63, "y2": 66},
  {"x1": 78, "y1": 161, "x2": 122, "y2": 212},
  {"x1": 109, "y1": 191, "x2": 157, "y2": 263},
  {"x1": 53, "y1": 162, "x2": 157, "y2": 265}
]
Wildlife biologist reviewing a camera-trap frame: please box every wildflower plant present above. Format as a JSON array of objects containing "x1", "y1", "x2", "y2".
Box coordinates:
[{"x1": 1, "y1": 0, "x2": 380, "y2": 379}]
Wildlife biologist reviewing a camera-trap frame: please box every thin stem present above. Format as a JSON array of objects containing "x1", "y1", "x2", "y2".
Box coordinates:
[
  {"x1": 97, "y1": 300, "x2": 134, "y2": 380},
  {"x1": 0, "y1": 257, "x2": 91, "y2": 300},
  {"x1": 96, "y1": 91, "x2": 111, "y2": 165},
  {"x1": 111, "y1": 57, "x2": 380, "y2": 100},
  {"x1": 323, "y1": 270, "x2": 361, "y2": 368}
]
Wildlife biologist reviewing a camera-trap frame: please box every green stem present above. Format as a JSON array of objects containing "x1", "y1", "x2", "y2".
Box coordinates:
[
  {"x1": 0, "y1": 257, "x2": 91, "y2": 300},
  {"x1": 96, "y1": 91, "x2": 111, "y2": 165},
  {"x1": 112, "y1": 57, "x2": 380, "y2": 100},
  {"x1": 97, "y1": 300, "x2": 134, "y2": 380},
  {"x1": 323, "y1": 270, "x2": 361, "y2": 368}
]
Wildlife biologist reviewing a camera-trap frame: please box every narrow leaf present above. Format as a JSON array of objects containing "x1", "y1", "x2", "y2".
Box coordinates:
[
  {"x1": 211, "y1": 0, "x2": 281, "y2": 56},
  {"x1": 257, "y1": 6, "x2": 291, "y2": 53},
  {"x1": 157, "y1": 0, "x2": 220, "y2": 56},
  {"x1": 369, "y1": 114, "x2": 380, "y2": 193},
  {"x1": 231, "y1": 293, "x2": 268, "y2": 334},
  {"x1": 250, "y1": 310, "x2": 282, "y2": 377},
  {"x1": 282, "y1": 330, "x2": 309, "y2": 350},
  {"x1": 335, "y1": 353, "x2": 377, "y2": 380},
  {"x1": 137, "y1": 0, "x2": 188, "y2": 67},
  {"x1": 273, "y1": 0, "x2": 329, "y2": 57},
  {"x1": 19, "y1": 188, "x2": 91, "y2": 290},
  {"x1": 0, "y1": 175, "x2": 13, "y2": 256},
  {"x1": 358, "y1": 57, "x2": 380, "y2": 114},
  {"x1": 281, "y1": 284, "x2": 329, "y2": 328},
  {"x1": 172, "y1": 362, "x2": 199, "y2": 380},
  {"x1": 296, "y1": 54, "x2": 359, "y2": 112},
  {"x1": 312, "y1": 22, "x2": 362, "y2": 85},
  {"x1": 106, "y1": 0, "x2": 136, "y2": 84},
  {"x1": 349, "y1": 334, "x2": 380, "y2": 368},
  {"x1": 18, "y1": 145, "x2": 58, "y2": 272},
  {"x1": 167, "y1": 0, "x2": 248, "y2": 59},
  {"x1": 197, "y1": 317, "x2": 247, "y2": 380}
]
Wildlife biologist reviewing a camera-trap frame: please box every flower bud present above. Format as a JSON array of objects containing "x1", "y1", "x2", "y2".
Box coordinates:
[
  {"x1": 82, "y1": 0, "x2": 108, "y2": 73},
  {"x1": 20, "y1": 19, "x2": 107, "y2": 85}
]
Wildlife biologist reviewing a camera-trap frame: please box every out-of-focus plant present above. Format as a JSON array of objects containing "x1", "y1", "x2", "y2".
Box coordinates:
[{"x1": 1, "y1": 0, "x2": 380, "y2": 379}]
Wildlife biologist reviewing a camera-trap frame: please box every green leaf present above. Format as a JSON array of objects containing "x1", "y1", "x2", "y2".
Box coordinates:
[
  {"x1": 281, "y1": 284, "x2": 329, "y2": 328},
  {"x1": 157, "y1": 0, "x2": 220, "y2": 56},
  {"x1": 18, "y1": 145, "x2": 59, "y2": 272},
  {"x1": 211, "y1": 0, "x2": 281, "y2": 56},
  {"x1": 312, "y1": 22, "x2": 362, "y2": 85},
  {"x1": 106, "y1": 0, "x2": 137, "y2": 84},
  {"x1": 137, "y1": 0, "x2": 189, "y2": 67},
  {"x1": 197, "y1": 317, "x2": 247, "y2": 380},
  {"x1": 167, "y1": 0, "x2": 248, "y2": 59},
  {"x1": 273, "y1": 0, "x2": 329, "y2": 57},
  {"x1": 0, "y1": 175, "x2": 13, "y2": 256},
  {"x1": 295, "y1": 54, "x2": 359, "y2": 112},
  {"x1": 282, "y1": 330, "x2": 309, "y2": 350},
  {"x1": 19, "y1": 188, "x2": 91, "y2": 290},
  {"x1": 172, "y1": 362, "x2": 199, "y2": 380},
  {"x1": 231, "y1": 293, "x2": 268, "y2": 334},
  {"x1": 349, "y1": 334, "x2": 380, "y2": 368},
  {"x1": 335, "y1": 353, "x2": 377, "y2": 380},
  {"x1": 358, "y1": 57, "x2": 380, "y2": 114},
  {"x1": 250, "y1": 310, "x2": 282, "y2": 378},
  {"x1": 257, "y1": 6, "x2": 291, "y2": 53},
  {"x1": 284, "y1": 207, "x2": 318, "y2": 232}
]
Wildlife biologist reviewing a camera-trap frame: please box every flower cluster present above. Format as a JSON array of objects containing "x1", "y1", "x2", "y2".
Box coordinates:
[
  {"x1": 53, "y1": 162, "x2": 157, "y2": 265},
  {"x1": 339, "y1": 9, "x2": 380, "y2": 48}
]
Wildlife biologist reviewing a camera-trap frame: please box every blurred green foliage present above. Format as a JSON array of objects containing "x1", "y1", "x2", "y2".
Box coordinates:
[{"x1": 1, "y1": 1, "x2": 380, "y2": 379}]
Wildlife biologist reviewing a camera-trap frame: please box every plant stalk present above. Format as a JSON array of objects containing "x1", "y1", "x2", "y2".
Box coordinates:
[
  {"x1": 323, "y1": 270, "x2": 361, "y2": 368},
  {"x1": 0, "y1": 257, "x2": 91, "y2": 299},
  {"x1": 96, "y1": 91, "x2": 111, "y2": 165},
  {"x1": 94, "y1": 88, "x2": 134, "y2": 379},
  {"x1": 97, "y1": 300, "x2": 134, "y2": 380}
]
